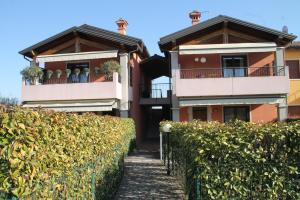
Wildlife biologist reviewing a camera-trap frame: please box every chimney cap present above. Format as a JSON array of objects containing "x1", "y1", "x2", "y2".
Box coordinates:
[
  {"x1": 189, "y1": 10, "x2": 201, "y2": 25},
  {"x1": 116, "y1": 18, "x2": 128, "y2": 26},
  {"x1": 115, "y1": 18, "x2": 128, "y2": 35}
]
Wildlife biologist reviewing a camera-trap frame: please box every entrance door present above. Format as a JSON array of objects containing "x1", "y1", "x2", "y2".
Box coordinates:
[
  {"x1": 193, "y1": 107, "x2": 207, "y2": 121},
  {"x1": 224, "y1": 106, "x2": 250, "y2": 122},
  {"x1": 222, "y1": 55, "x2": 248, "y2": 77}
]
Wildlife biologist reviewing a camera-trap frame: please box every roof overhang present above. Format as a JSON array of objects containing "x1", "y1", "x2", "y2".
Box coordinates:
[
  {"x1": 19, "y1": 24, "x2": 149, "y2": 58},
  {"x1": 159, "y1": 15, "x2": 297, "y2": 51},
  {"x1": 179, "y1": 42, "x2": 277, "y2": 55},
  {"x1": 36, "y1": 50, "x2": 118, "y2": 63},
  {"x1": 179, "y1": 95, "x2": 285, "y2": 107}
]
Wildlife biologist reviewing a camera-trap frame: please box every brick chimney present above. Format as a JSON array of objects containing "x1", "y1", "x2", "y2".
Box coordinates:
[
  {"x1": 189, "y1": 10, "x2": 201, "y2": 25},
  {"x1": 116, "y1": 18, "x2": 128, "y2": 35}
]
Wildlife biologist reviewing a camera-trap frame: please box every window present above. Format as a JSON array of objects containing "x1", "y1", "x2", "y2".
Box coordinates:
[
  {"x1": 224, "y1": 106, "x2": 250, "y2": 122},
  {"x1": 286, "y1": 60, "x2": 300, "y2": 79},
  {"x1": 288, "y1": 106, "x2": 300, "y2": 119},
  {"x1": 222, "y1": 55, "x2": 248, "y2": 77},
  {"x1": 67, "y1": 63, "x2": 89, "y2": 83},
  {"x1": 192, "y1": 107, "x2": 207, "y2": 121}
]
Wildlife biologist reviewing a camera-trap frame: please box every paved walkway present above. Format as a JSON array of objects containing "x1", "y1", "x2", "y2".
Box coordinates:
[{"x1": 114, "y1": 144, "x2": 185, "y2": 200}]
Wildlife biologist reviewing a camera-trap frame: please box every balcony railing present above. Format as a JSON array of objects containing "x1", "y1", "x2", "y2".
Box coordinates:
[
  {"x1": 22, "y1": 72, "x2": 122, "y2": 101},
  {"x1": 140, "y1": 83, "x2": 171, "y2": 99},
  {"x1": 180, "y1": 66, "x2": 285, "y2": 79}
]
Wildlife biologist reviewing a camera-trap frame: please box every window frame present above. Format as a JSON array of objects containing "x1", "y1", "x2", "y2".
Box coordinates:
[{"x1": 285, "y1": 59, "x2": 300, "y2": 80}]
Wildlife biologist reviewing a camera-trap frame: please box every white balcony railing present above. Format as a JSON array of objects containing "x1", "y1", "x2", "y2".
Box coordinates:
[
  {"x1": 22, "y1": 72, "x2": 122, "y2": 102},
  {"x1": 175, "y1": 67, "x2": 289, "y2": 97}
]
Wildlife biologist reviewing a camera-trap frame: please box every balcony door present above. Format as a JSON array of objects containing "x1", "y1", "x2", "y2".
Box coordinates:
[
  {"x1": 224, "y1": 106, "x2": 250, "y2": 122},
  {"x1": 222, "y1": 55, "x2": 248, "y2": 77},
  {"x1": 67, "y1": 62, "x2": 89, "y2": 83},
  {"x1": 192, "y1": 107, "x2": 207, "y2": 121}
]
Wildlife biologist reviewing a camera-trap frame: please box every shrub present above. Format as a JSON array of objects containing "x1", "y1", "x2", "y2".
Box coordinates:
[
  {"x1": 100, "y1": 60, "x2": 121, "y2": 80},
  {"x1": 0, "y1": 107, "x2": 135, "y2": 199},
  {"x1": 161, "y1": 120, "x2": 300, "y2": 199}
]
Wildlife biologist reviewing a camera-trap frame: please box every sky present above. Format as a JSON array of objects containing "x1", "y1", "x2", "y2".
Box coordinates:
[{"x1": 0, "y1": 0, "x2": 299, "y2": 100}]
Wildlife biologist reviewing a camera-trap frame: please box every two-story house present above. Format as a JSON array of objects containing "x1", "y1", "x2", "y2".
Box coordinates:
[
  {"x1": 159, "y1": 11, "x2": 296, "y2": 123},
  {"x1": 20, "y1": 12, "x2": 297, "y2": 145},
  {"x1": 19, "y1": 19, "x2": 149, "y2": 144}
]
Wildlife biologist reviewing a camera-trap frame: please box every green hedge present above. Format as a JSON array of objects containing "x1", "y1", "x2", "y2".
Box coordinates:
[
  {"x1": 0, "y1": 107, "x2": 135, "y2": 199},
  {"x1": 161, "y1": 120, "x2": 300, "y2": 199}
]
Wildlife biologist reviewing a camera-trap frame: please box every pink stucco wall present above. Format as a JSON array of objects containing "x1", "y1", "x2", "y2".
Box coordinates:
[
  {"x1": 22, "y1": 73, "x2": 121, "y2": 101},
  {"x1": 175, "y1": 68, "x2": 289, "y2": 97}
]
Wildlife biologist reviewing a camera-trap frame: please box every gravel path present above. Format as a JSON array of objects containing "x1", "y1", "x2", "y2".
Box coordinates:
[{"x1": 114, "y1": 149, "x2": 185, "y2": 200}]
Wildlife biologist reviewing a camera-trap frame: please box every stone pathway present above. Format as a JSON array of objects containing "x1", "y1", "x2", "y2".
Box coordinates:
[{"x1": 114, "y1": 147, "x2": 185, "y2": 200}]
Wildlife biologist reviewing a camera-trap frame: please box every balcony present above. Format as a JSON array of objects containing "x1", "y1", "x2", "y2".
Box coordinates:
[
  {"x1": 175, "y1": 67, "x2": 289, "y2": 97},
  {"x1": 22, "y1": 72, "x2": 122, "y2": 102},
  {"x1": 140, "y1": 83, "x2": 171, "y2": 105}
]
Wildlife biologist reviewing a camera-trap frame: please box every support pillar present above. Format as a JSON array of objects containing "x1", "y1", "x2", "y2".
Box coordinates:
[
  {"x1": 120, "y1": 53, "x2": 129, "y2": 118},
  {"x1": 170, "y1": 51, "x2": 180, "y2": 121},
  {"x1": 278, "y1": 103, "x2": 288, "y2": 122}
]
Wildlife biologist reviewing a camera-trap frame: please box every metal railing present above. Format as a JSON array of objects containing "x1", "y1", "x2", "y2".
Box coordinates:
[
  {"x1": 161, "y1": 132, "x2": 300, "y2": 200},
  {"x1": 180, "y1": 66, "x2": 286, "y2": 79},
  {"x1": 140, "y1": 83, "x2": 171, "y2": 99}
]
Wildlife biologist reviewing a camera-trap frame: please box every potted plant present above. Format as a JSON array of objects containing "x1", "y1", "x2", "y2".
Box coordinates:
[
  {"x1": 74, "y1": 68, "x2": 81, "y2": 76},
  {"x1": 56, "y1": 69, "x2": 62, "y2": 78},
  {"x1": 100, "y1": 60, "x2": 121, "y2": 80},
  {"x1": 20, "y1": 65, "x2": 43, "y2": 85},
  {"x1": 66, "y1": 69, "x2": 71, "y2": 78},
  {"x1": 83, "y1": 68, "x2": 89, "y2": 76},
  {"x1": 47, "y1": 70, "x2": 53, "y2": 79}
]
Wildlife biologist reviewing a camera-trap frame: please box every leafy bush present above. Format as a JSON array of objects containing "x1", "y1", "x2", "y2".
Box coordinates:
[
  {"x1": 100, "y1": 60, "x2": 121, "y2": 80},
  {"x1": 20, "y1": 65, "x2": 43, "y2": 85},
  {"x1": 0, "y1": 107, "x2": 135, "y2": 199},
  {"x1": 161, "y1": 120, "x2": 300, "y2": 199}
]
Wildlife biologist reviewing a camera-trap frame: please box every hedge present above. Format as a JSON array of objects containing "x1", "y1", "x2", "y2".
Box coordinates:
[
  {"x1": 0, "y1": 107, "x2": 135, "y2": 199},
  {"x1": 161, "y1": 120, "x2": 300, "y2": 200}
]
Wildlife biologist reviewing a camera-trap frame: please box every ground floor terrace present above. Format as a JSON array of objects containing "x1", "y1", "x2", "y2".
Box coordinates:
[{"x1": 179, "y1": 104, "x2": 282, "y2": 123}]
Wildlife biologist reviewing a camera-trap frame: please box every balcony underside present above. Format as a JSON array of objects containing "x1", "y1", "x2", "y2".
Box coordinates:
[
  {"x1": 178, "y1": 95, "x2": 286, "y2": 107},
  {"x1": 23, "y1": 99, "x2": 118, "y2": 112},
  {"x1": 140, "y1": 98, "x2": 171, "y2": 106}
]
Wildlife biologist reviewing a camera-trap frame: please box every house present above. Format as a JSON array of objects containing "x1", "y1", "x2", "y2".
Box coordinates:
[
  {"x1": 159, "y1": 11, "x2": 296, "y2": 123},
  {"x1": 20, "y1": 12, "x2": 297, "y2": 145},
  {"x1": 285, "y1": 41, "x2": 300, "y2": 119},
  {"x1": 19, "y1": 19, "x2": 149, "y2": 144}
]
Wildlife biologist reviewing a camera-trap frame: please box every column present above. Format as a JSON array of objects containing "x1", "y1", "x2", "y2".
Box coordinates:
[
  {"x1": 170, "y1": 51, "x2": 180, "y2": 121},
  {"x1": 119, "y1": 53, "x2": 129, "y2": 118}
]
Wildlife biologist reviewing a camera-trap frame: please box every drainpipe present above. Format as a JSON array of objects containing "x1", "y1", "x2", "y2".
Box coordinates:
[{"x1": 23, "y1": 55, "x2": 32, "y2": 62}]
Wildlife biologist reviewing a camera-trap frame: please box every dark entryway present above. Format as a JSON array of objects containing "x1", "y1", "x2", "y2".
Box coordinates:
[
  {"x1": 139, "y1": 54, "x2": 171, "y2": 143},
  {"x1": 143, "y1": 105, "x2": 170, "y2": 140}
]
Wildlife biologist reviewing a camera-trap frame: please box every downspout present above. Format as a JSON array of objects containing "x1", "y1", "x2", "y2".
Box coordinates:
[{"x1": 23, "y1": 55, "x2": 32, "y2": 62}]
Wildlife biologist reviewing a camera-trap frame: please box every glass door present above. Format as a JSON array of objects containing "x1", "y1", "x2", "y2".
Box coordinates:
[
  {"x1": 192, "y1": 107, "x2": 208, "y2": 121},
  {"x1": 222, "y1": 55, "x2": 248, "y2": 77},
  {"x1": 224, "y1": 106, "x2": 250, "y2": 122}
]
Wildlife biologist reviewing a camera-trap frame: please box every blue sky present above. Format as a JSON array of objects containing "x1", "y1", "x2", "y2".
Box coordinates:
[{"x1": 0, "y1": 0, "x2": 299, "y2": 99}]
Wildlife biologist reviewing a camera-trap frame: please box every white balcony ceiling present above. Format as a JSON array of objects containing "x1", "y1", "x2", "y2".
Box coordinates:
[
  {"x1": 179, "y1": 42, "x2": 277, "y2": 55},
  {"x1": 179, "y1": 96, "x2": 286, "y2": 107},
  {"x1": 23, "y1": 100, "x2": 118, "y2": 112},
  {"x1": 36, "y1": 50, "x2": 118, "y2": 63}
]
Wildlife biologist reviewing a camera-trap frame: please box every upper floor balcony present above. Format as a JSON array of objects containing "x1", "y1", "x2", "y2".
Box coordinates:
[
  {"x1": 175, "y1": 66, "x2": 289, "y2": 97},
  {"x1": 22, "y1": 72, "x2": 122, "y2": 102},
  {"x1": 21, "y1": 50, "x2": 126, "y2": 103}
]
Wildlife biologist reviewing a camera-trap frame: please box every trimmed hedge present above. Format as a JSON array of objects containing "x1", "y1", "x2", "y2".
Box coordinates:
[
  {"x1": 0, "y1": 107, "x2": 135, "y2": 199},
  {"x1": 161, "y1": 120, "x2": 300, "y2": 199}
]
